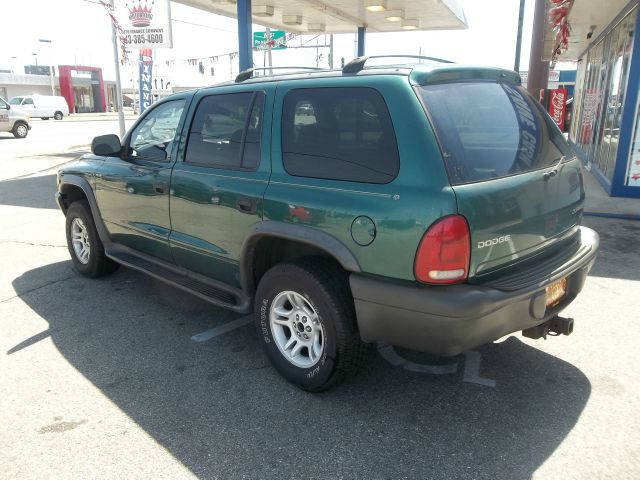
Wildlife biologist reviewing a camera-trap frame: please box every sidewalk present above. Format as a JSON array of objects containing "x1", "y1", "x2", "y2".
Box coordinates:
[
  {"x1": 38, "y1": 112, "x2": 139, "y2": 122},
  {"x1": 583, "y1": 169, "x2": 640, "y2": 220}
]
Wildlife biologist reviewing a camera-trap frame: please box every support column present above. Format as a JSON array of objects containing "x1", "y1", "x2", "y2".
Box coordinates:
[
  {"x1": 357, "y1": 26, "x2": 366, "y2": 57},
  {"x1": 527, "y1": 0, "x2": 549, "y2": 97},
  {"x1": 237, "y1": 0, "x2": 253, "y2": 72},
  {"x1": 514, "y1": 0, "x2": 526, "y2": 72}
]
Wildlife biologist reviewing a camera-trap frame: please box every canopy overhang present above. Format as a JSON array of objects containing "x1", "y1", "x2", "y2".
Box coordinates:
[
  {"x1": 176, "y1": 0, "x2": 468, "y2": 33},
  {"x1": 542, "y1": 0, "x2": 631, "y2": 61}
]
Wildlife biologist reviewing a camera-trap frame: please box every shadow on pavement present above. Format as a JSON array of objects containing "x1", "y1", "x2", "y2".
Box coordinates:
[
  {"x1": 17, "y1": 151, "x2": 86, "y2": 159},
  {"x1": 11, "y1": 260, "x2": 591, "y2": 479},
  {"x1": 0, "y1": 174, "x2": 57, "y2": 209},
  {"x1": 582, "y1": 217, "x2": 640, "y2": 282}
]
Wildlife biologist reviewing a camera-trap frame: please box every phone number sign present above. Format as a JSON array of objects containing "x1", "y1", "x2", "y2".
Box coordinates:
[{"x1": 114, "y1": 0, "x2": 173, "y2": 49}]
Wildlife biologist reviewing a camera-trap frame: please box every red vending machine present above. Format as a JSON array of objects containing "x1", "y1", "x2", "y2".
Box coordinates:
[{"x1": 540, "y1": 88, "x2": 569, "y2": 132}]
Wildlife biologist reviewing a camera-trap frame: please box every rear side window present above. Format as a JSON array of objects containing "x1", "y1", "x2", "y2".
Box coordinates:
[
  {"x1": 418, "y1": 82, "x2": 573, "y2": 185},
  {"x1": 185, "y1": 91, "x2": 265, "y2": 169},
  {"x1": 282, "y1": 87, "x2": 399, "y2": 184}
]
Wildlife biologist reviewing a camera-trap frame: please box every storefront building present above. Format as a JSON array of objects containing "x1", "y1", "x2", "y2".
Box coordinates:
[
  {"x1": 0, "y1": 65, "x2": 116, "y2": 114},
  {"x1": 566, "y1": 1, "x2": 640, "y2": 197}
]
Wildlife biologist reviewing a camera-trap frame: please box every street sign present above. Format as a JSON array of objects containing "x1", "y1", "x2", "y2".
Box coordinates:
[{"x1": 253, "y1": 30, "x2": 287, "y2": 50}]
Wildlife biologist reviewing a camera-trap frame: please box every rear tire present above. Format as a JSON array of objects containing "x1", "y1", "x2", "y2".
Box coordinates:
[
  {"x1": 12, "y1": 122, "x2": 28, "y2": 138},
  {"x1": 254, "y1": 258, "x2": 369, "y2": 392},
  {"x1": 54, "y1": 111, "x2": 63, "y2": 120},
  {"x1": 65, "y1": 200, "x2": 119, "y2": 278}
]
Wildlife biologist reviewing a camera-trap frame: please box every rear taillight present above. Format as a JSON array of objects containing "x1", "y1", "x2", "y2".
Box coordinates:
[{"x1": 414, "y1": 215, "x2": 470, "y2": 284}]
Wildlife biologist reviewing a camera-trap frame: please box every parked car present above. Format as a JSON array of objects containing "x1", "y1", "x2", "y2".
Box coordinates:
[
  {"x1": 0, "y1": 96, "x2": 31, "y2": 138},
  {"x1": 9, "y1": 94, "x2": 69, "y2": 120},
  {"x1": 55, "y1": 58, "x2": 599, "y2": 391}
]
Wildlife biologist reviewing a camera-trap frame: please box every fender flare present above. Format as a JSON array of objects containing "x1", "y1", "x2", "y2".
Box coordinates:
[
  {"x1": 58, "y1": 174, "x2": 112, "y2": 246},
  {"x1": 239, "y1": 221, "x2": 361, "y2": 294}
]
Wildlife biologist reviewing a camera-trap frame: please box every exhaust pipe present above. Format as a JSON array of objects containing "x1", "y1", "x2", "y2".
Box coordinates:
[{"x1": 522, "y1": 316, "x2": 574, "y2": 340}]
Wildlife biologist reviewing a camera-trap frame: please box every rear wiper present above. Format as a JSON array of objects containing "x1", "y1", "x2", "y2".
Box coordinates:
[{"x1": 543, "y1": 155, "x2": 566, "y2": 181}]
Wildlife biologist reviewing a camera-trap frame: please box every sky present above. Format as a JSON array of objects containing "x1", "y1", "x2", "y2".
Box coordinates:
[{"x1": 0, "y1": 0, "x2": 566, "y2": 88}]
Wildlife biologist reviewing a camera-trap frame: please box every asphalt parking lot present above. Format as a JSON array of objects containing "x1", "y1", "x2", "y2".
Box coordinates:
[{"x1": 1, "y1": 121, "x2": 639, "y2": 479}]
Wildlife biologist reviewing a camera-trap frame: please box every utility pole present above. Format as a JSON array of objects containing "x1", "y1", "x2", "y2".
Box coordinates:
[
  {"x1": 514, "y1": 0, "x2": 526, "y2": 72},
  {"x1": 110, "y1": 0, "x2": 126, "y2": 137},
  {"x1": 329, "y1": 34, "x2": 334, "y2": 68},
  {"x1": 265, "y1": 27, "x2": 273, "y2": 75},
  {"x1": 39, "y1": 39, "x2": 55, "y2": 95}
]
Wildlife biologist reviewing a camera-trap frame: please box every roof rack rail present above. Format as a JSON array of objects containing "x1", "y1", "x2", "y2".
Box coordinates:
[
  {"x1": 342, "y1": 55, "x2": 454, "y2": 74},
  {"x1": 235, "y1": 66, "x2": 325, "y2": 83}
]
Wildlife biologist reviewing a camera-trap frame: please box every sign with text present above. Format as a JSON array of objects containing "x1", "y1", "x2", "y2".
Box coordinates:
[
  {"x1": 253, "y1": 30, "x2": 287, "y2": 50},
  {"x1": 548, "y1": 88, "x2": 568, "y2": 131},
  {"x1": 139, "y1": 49, "x2": 153, "y2": 113},
  {"x1": 114, "y1": 0, "x2": 173, "y2": 49},
  {"x1": 519, "y1": 70, "x2": 562, "y2": 85}
]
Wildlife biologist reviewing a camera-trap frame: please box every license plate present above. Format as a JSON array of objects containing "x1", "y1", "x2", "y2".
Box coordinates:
[{"x1": 545, "y1": 277, "x2": 567, "y2": 308}]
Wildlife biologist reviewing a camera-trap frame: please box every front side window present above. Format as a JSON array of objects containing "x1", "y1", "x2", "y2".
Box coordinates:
[
  {"x1": 127, "y1": 99, "x2": 185, "y2": 162},
  {"x1": 22, "y1": 98, "x2": 34, "y2": 105},
  {"x1": 418, "y1": 82, "x2": 573, "y2": 184},
  {"x1": 185, "y1": 91, "x2": 265, "y2": 169},
  {"x1": 281, "y1": 87, "x2": 400, "y2": 184}
]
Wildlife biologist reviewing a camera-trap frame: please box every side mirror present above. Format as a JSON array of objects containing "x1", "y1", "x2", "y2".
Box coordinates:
[{"x1": 91, "y1": 134, "x2": 121, "y2": 156}]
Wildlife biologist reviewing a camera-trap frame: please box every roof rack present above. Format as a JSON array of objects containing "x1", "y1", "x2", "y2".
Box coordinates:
[
  {"x1": 235, "y1": 66, "x2": 325, "y2": 83},
  {"x1": 342, "y1": 55, "x2": 454, "y2": 74}
]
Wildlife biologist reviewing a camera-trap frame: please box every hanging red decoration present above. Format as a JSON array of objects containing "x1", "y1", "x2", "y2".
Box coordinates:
[{"x1": 548, "y1": 0, "x2": 574, "y2": 66}]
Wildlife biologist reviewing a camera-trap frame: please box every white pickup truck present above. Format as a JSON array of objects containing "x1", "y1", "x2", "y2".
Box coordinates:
[{"x1": 0, "y1": 97, "x2": 31, "y2": 138}]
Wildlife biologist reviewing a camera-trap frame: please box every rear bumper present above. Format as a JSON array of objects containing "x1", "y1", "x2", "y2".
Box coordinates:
[{"x1": 350, "y1": 227, "x2": 599, "y2": 356}]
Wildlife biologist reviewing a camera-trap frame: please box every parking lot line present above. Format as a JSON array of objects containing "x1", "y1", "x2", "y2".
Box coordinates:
[{"x1": 191, "y1": 315, "x2": 253, "y2": 342}]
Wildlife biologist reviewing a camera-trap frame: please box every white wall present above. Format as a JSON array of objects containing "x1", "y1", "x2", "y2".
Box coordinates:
[
  {"x1": 0, "y1": 84, "x2": 52, "y2": 100},
  {"x1": 0, "y1": 73, "x2": 57, "y2": 101}
]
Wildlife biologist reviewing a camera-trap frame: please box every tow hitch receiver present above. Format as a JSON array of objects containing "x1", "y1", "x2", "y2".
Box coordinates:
[{"x1": 522, "y1": 316, "x2": 574, "y2": 340}]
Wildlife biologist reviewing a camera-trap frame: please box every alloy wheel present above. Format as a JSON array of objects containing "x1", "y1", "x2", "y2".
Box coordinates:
[
  {"x1": 71, "y1": 217, "x2": 91, "y2": 264},
  {"x1": 270, "y1": 290, "x2": 325, "y2": 368}
]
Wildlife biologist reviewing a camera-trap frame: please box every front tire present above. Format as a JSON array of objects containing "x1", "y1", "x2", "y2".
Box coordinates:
[
  {"x1": 12, "y1": 122, "x2": 28, "y2": 138},
  {"x1": 254, "y1": 259, "x2": 368, "y2": 392},
  {"x1": 65, "y1": 200, "x2": 119, "y2": 278},
  {"x1": 54, "y1": 111, "x2": 63, "y2": 120}
]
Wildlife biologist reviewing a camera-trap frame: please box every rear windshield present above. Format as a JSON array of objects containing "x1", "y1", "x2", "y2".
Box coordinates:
[{"x1": 418, "y1": 82, "x2": 573, "y2": 185}]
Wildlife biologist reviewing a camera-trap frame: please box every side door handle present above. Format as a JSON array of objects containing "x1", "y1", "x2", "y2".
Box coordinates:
[
  {"x1": 236, "y1": 197, "x2": 256, "y2": 214},
  {"x1": 154, "y1": 182, "x2": 169, "y2": 194}
]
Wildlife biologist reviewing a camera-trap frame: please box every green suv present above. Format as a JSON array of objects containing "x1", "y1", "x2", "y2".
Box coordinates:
[{"x1": 56, "y1": 58, "x2": 599, "y2": 391}]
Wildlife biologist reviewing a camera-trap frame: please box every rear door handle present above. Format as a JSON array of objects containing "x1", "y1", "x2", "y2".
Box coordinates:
[
  {"x1": 236, "y1": 198, "x2": 256, "y2": 214},
  {"x1": 154, "y1": 182, "x2": 168, "y2": 194}
]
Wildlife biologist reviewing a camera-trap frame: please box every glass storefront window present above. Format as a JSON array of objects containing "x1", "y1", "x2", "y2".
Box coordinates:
[
  {"x1": 605, "y1": 10, "x2": 636, "y2": 181},
  {"x1": 573, "y1": 6, "x2": 638, "y2": 186},
  {"x1": 628, "y1": 105, "x2": 640, "y2": 186}
]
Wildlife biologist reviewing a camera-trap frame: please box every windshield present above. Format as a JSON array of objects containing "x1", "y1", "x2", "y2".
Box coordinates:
[
  {"x1": 417, "y1": 82, "x2": 573, "y2": 185},
  {"x1": 9, "y1": 97, "x2": 23, "y2": 105}
]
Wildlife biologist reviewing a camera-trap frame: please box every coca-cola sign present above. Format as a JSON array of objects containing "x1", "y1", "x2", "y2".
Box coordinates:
[{"x1": 548, "y1": 88, "x2": 568, "y2": 131}]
